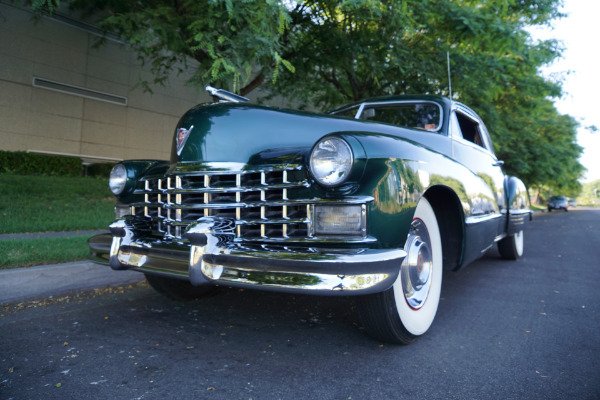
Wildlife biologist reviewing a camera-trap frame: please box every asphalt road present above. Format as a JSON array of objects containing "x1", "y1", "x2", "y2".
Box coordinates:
[{"x1": 1, "y1": 208, "x2": 599, "y2": 399}]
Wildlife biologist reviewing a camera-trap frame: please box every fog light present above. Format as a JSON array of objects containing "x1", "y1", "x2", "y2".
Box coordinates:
[
  {"x1": 114, "y1": 205, "x2": 132, "y2": 218},
  {"x1": 312, "y1": 205, "x2": 365, "y2": 236}
]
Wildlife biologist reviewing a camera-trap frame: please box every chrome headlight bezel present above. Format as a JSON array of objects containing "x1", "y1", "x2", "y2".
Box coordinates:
[
  {"x1": 309, "y1": 137, "x2": 354, "y2": 187},
  {"x1": 109, "y1": 163, "x2": 127, "y2": 195}
]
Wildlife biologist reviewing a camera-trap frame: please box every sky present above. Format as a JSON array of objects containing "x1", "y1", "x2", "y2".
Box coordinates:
[{"x1": 531, "y1": 0, "x2": 600, "y2": 183}]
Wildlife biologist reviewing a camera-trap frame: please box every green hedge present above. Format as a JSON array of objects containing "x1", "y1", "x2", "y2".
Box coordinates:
[
  {"x1": 0, "y1": 151, "x2": 114, "y2": 177},
  {"x1": 86, "y1": 162, "x2": 114, "y2": 177}
]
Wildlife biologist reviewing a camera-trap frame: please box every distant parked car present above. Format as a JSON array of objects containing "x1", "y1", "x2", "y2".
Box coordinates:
[
  {"x1": 548, "y1": 196, "x2": 568, "y2": 212},
  {"x1": 568, "y1": 199, "x2": 577, "y2": 208}
]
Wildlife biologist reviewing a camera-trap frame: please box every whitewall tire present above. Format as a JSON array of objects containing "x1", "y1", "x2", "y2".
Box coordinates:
[
  {"x1": 357, "y1": 197, "x2": 443, "y2": 344},
  {"x1": 497, "y1": 230, "x2": 524, "y2": 260}
]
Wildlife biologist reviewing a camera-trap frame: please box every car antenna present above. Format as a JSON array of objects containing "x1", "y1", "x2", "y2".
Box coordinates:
[
  {"x1": 447, "y1": 51, "x2": 455, "y2": 159},
  {"x1": 447, "y1": 51, "x2": 452, "y2": 101}
]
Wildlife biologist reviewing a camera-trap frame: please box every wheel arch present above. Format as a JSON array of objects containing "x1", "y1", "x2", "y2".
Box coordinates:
[{"x1": 423, "y1": 185, "x2": 465, "y2": 271}]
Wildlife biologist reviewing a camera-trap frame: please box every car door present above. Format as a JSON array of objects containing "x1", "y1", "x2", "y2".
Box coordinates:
[{"x1": 449, "y1": 104, "x2": 506, "y2": 263}]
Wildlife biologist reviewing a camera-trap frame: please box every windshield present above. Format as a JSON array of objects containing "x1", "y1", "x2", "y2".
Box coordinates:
[{"x1": 331, "y1": 101, "x2": 442, "y2": 131}]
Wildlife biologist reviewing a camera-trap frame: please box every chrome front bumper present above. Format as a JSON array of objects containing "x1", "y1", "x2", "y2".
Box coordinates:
[{"x1": 88, "y1": 217, "x2": 406, "y2": 296}]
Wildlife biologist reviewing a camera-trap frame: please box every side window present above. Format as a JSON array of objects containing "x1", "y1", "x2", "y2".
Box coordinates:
[
  {"x1": 359, "y1": 103, "x2": 442, "y2": 131},
  {"x1": 453, "y1": 111, "x2": 487, "y2": 149}
]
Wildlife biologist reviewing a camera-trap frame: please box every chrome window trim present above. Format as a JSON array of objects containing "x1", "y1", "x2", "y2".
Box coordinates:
[{"x1": 355, "y1": 103, "x2": 366, "y2": 119}]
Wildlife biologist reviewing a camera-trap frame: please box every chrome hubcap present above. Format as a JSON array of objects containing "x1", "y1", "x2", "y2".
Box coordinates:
[{"x1": 401, "y1": 219, "x2": 433, "y2": 310}]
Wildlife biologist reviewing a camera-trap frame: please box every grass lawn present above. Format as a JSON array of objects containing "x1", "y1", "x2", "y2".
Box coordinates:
[
  {"x1": 530, "y1": 203, "x2": 546, "y2": 212},
  {"x1": 0, "y1": 173, "x2": 115, "y2": 234},
  {"x1": 0, "y1": 236, "x2": 92, "y2": 269},
  {"x1": 0, "y1": 173, "x2": 116, "y2": 269}
]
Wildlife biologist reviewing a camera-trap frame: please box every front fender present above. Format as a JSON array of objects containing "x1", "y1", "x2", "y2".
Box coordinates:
[{"x1": 342, "y1": 132, "x2": 498, "y2": 253}]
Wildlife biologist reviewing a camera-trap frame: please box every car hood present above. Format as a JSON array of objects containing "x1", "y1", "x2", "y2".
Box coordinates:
[{"x1": 170, "y1": 103, "x2": 405, "y2": 167}]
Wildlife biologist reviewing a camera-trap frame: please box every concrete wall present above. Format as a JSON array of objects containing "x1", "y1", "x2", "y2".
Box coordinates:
[{"x1": 0, "y1": 3, "x2": 217, "y2": 163}]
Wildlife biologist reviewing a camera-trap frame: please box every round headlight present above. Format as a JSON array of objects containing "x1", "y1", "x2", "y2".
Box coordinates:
[
  {"x1": 310, "y1": 137, "x2": 353, "y2": 186},
  {"x1": 109, "y1": 164, "x2": 127, "y2": 195}
]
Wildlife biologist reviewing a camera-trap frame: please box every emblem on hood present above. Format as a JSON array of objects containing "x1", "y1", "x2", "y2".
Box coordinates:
[{"x1": 176, "y1": 125, "x2": 193, "y2": 155}]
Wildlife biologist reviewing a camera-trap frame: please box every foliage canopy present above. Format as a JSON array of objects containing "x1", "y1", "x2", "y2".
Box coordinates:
[{"x1": 29, "y1": 0, "x2": 586, "y2": 193}]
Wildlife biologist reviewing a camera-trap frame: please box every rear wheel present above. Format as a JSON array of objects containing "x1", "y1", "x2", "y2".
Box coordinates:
[
  {"x1": 497, "y1": 230, "x2": 524, "y2": 260},
  {"x1": 145, "y1": 274, "x2": 217, "y2": 301},
  {"x1": 357, "y1": 198, "x2": 442, "y2": 344}
]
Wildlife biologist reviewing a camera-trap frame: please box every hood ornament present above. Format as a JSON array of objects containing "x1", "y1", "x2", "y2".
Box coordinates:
[
  {"x1": 206, "y1": 86, "x2": 249, "y2": 103},
  {"x1": 176, "y1": 125, "x2": 193, "y2": 155}
]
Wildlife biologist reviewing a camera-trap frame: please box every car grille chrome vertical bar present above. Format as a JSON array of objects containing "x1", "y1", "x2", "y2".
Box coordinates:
[
  {"x1": 236, "y1": 174, "x2": 242, "y2": 238},
  {"x1": 204, "y1": 175, "x2": 210, "y2": 217},
  {"x1": 260, "y1": 171, "x2": 266, "y2": 238},
  {"x1": 144, "y1": 180, "x2": 150, "y2": 218},
  {"x1": 282, "y1": 170, "x2": 288, "y2": 238}
]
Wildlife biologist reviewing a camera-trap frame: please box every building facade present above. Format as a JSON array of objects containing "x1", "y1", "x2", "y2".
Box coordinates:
[{"x1": 0, "y1": 2, "x2": 221, "y2": 164}]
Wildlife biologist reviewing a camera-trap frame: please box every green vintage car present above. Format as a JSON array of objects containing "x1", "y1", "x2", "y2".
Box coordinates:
[{"x1": 89, "y1": 87, "x2": 532, "y2": 344}]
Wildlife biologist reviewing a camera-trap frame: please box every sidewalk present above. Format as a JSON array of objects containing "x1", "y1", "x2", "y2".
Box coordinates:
[
  {"x1": 0, "y1": 260, "x2": 145, "y2": 304},
  {"x1": 1, "y1": 229, "x2": 145, "y2": 304}
]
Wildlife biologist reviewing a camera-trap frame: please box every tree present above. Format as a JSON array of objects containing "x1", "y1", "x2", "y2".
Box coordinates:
[
  {"x1": 27, "y1": 0, "x2": 585, "y2": 190},
  {"x1": 578, "y1": 180, "x2": 600, "y2": 206},
  {"x1": 31, "y1": 0, "x2": 294, "y2": 95}
]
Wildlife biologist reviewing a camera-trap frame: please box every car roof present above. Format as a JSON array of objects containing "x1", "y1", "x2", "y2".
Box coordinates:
[{"x1": 328, "y1": 94, "x2": 452, "y2": 114}]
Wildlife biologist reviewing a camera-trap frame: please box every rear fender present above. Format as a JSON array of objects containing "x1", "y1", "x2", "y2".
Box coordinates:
[{"x1": 503, "y1": 176, "x2": 532, "y2": 235}]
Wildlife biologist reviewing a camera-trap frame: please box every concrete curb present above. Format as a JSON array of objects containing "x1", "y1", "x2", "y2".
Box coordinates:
[
  {"x1": 0, "y1": 230, "x2": 108, "y2": 241},
  {"x1": 0, "y1": 261, "x2": 145, "y2": 305}
]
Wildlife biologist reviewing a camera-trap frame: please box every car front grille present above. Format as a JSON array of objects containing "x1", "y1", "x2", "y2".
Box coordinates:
[{"x1": 131, "y1": 166, "x2": 312, "y2": 241}]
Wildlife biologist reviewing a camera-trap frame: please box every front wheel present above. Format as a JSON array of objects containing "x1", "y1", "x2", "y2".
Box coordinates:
[
  {"x1": 356, "y1": 198, "x2": 443, "y2": 344},
  {"x1": 145, "y1": 274, "x2": 217, "y2": 301},
  {"x1": 497, "y1": 230, "x2": 524, "y2": 260}
]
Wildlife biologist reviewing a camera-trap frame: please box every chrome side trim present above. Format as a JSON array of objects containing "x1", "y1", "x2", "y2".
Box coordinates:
[{"x1": 465, "y1": 212, "x2": 502, "y2": 225}]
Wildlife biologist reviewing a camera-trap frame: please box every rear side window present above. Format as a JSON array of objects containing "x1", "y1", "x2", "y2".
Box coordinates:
[{"x1": 452, "y1": 111, "x2": 492, "y2": 151}]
